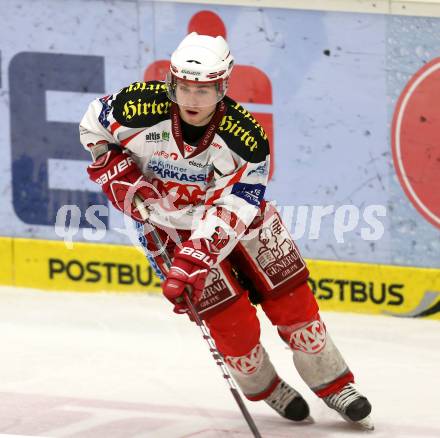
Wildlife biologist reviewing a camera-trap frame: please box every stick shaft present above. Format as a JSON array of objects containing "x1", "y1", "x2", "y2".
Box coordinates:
[{"x1": 134, "y1": 196, "x2": 262, "y2": 437}]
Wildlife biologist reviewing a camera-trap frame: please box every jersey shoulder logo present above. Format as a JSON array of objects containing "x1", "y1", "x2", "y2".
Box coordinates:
[
  {"x1": 112, "y1": 81, "x2": 172, "y2": 128},
  {"x1": 216, "y1": 96, "x2": 269, "y2": 163}
]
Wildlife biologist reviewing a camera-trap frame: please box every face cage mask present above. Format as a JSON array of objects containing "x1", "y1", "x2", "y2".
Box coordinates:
[{"x1": 165, "y1": 72, "x2": 228, "y2": 108}]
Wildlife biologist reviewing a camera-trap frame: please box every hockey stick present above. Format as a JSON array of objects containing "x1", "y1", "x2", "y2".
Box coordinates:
[{"x1": 134, "y1": 197, "x2": 263, "y2": 438}]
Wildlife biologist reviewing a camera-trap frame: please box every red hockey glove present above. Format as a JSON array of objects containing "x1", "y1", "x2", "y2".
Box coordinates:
[
  {"x1": 87, "y1": 149, "x2": 157, "y2": 221},
  {"x1": 162, "y1": 240, "x2": 218, "y2": 314}
]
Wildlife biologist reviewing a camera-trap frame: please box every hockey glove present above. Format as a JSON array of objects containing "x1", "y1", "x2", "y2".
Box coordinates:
[
  {"x1": 162, "y1": 240, "x2": 217, "y2": 314},
  {"x1": 87, "y1": 148, "x2": 157, "y2": 222}
]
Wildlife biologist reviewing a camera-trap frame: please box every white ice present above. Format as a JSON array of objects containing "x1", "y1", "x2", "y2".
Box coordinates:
[{"x1": 0, "y1": 286, "x2": 439, "y2": 438}]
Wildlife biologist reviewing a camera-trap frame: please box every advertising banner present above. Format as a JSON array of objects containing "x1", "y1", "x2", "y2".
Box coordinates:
[
  {"x1": 11, "y1": 237, "x2": 162, "y2": 293},
  {"x1": 0, "y1": 0, "x2": 438, "y2": 310},
  {"x1": 2, "y1": 235, "x2": 439, "y2": 319},
  {"x1": 307, "y1": 259, "x2": 440, "y2": 319},
  {"x1": 0, "y1": 238, "x2": 13, "y2": 285}
]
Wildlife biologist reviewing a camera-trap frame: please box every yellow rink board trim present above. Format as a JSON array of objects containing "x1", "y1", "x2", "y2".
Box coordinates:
[
  {"x1": 1, "y1": 237, "x2": 439, "y2": 319},
  {"x1": 0, "y1": 237, "x2": 13, "y2": 285},
  {"x1": 306, "y1": 259, "x2": 440, "y2": 319},
  {"x1": 12, "y1": 237, "x2": 162, "y2": 293}
]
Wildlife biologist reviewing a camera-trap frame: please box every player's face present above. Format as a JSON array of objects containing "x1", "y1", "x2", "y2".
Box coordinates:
[{"x1": 176, "y1": 82, "x2": 218, "y2": 126}]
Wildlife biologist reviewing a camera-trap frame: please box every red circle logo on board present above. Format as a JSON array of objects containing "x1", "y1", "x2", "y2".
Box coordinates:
[{"x1": 391, "y1": 58, "x2": 440, "y2": 229}]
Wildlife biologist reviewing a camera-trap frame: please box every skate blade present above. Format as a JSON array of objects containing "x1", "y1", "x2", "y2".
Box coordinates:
[
  {"x1": 340, "y1": 413, "x2": 374, "y2": 431},
  {"x1": 303, "y1": 415, "x2": 315, "y2": 424},
  {"x1": 356, "y1": 415, "x2": 374, "y2": 431},
  {"x1": 289, "y1": 415, "x2": 315, "y2": 425}
]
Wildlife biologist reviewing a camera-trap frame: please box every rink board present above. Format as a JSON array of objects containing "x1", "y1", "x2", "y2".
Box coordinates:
[
  {"x1": 306, "y1": 259, "x2": 440, "y2": 319},
  {"x1": 9, "y1": 237, "x2": 162, "y2": 294},
  {"x1": 0, "y1": 236, "x2": 439, "y2": 320},
  {"x1": 0, "y1": 238, "x2": 13, "y2": 285}
]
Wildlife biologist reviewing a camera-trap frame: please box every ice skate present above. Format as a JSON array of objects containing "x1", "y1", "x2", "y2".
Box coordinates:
[
  {"x1": 265, "y1": 379, "x2": 311, "y2": 422},
  {"x1": 323, "y1": 383, "x2": 374, "y2": 430}
]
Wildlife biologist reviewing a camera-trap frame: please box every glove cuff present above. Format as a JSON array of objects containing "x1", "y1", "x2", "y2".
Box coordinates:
[{"x1": 175, "y1": 239, "x2": 218, "y2": 268}]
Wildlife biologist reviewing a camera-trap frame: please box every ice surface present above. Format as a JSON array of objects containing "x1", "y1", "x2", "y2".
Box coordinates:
[{"x1": 0, "y1": 286, "x2": 439, "y2": 437}]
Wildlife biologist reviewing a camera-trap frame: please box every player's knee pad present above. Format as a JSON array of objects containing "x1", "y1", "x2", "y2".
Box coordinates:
[
  {"x1": 278, "y1": 313, "x2": 327, "y2": 353},
  {"x1": 261, "y1": 282, "x2": 319, "y2": 326},
  {"x1": 277, "y1": 314, "x2": 353, "y2": 396},
  {"x1": 205, "y1": 293, "x2": 260, "y2": 357},
  {"x1": 224, "y1": 343, "x2": 280, "y2": 401}
]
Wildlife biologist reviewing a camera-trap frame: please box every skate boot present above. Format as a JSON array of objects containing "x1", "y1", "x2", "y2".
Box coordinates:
[
  {"x1": 323, "y1": 383, "x2": 374, "y2": 430},
  {"x1": 265, "y1": 379, "x2": 310, "y2": 421}
]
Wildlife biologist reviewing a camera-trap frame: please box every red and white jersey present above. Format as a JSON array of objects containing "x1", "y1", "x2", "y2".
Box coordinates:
[{"x1": 80, "y1": 81, "x2": 270, "y2": 261}]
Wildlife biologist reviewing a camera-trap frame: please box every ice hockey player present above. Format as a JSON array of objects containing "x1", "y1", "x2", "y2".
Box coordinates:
[{"x1": 80, "y1": 32, "x2": 373, "y2": 430}]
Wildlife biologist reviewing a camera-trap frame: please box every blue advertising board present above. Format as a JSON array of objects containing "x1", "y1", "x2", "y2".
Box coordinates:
[{"x1": 0, "y1": 0, "x2": 438, "y2": 268}]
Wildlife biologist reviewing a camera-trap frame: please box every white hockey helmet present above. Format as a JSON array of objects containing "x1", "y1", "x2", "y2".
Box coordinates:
[{"x1": 166, "y1": 32, "x2": 234, "y2": 107}]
